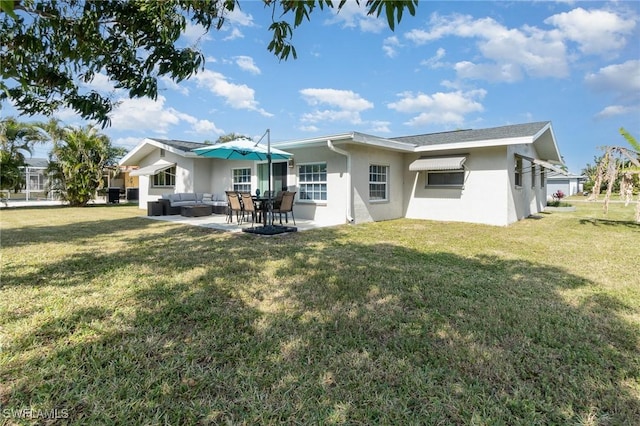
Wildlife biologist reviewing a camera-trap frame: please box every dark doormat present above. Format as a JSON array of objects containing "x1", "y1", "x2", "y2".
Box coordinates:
[{"x1": 242, "y1": 225, "x2": 298, "y2": 235}]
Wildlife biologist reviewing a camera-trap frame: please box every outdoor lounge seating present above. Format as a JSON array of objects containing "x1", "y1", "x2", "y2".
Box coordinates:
[
  {"x1": 271, "y1": 191, "x2": 296, "y2": 225},
  {"x1": 159, "y1": 193, "x2": 227, "y2": 215}
]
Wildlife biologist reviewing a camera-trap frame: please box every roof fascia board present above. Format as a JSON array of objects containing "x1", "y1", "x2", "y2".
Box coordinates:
[
  {"x1": 414, "y1": 136, "x2": 532, "y2": 153},
  {"x1": 273, "y1": 133, "x2": 355, "y2": 149},
  {"x1": 274, "y1": 132, "x2": 414, "y2": 152}
]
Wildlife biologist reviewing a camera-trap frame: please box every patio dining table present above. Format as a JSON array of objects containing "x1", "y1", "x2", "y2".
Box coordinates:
[{"x1": 251, "y1": 196, "x2": 273, "y2": 226}]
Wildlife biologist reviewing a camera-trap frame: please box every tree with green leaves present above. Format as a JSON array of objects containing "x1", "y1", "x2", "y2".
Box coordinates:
[
  {"x1": 46, "y1": 124, "x2": 126, "y2": 206},
  {"x1": 1, "y1": 0, "x2": 417, "y2": 127},
  {"x1": 0, "y1": 117, "x2": 45, "y2": 192}
]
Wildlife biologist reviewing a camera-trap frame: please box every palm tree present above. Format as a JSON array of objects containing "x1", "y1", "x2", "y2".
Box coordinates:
[
  {"x1": 47, "y1": 125, "x2": 115, "y2": 206},
  {"x1": 589, "y1": 128, "x2": 640, "y2": 222},
  {"x1": 0, "y1": 117, "x2": 45, "y2": 192}
]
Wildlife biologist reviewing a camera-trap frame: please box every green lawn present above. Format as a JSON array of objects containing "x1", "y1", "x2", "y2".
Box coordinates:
[{"x1": 1, "y1": 202, "x2": 638, "y2": 425}]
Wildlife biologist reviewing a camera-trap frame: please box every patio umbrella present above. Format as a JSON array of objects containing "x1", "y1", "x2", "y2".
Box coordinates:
[
  {"x1": 192, "y1": 132, "x2": 295, "y2": 234},
  {"x1": 192, "y1": 139, "x2": 292, "y2": 161}
]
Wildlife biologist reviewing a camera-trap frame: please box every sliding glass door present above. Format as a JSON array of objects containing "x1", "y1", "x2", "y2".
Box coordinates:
[{"x1": 257, "y1": 162, "x2": 288, "y2": 195}]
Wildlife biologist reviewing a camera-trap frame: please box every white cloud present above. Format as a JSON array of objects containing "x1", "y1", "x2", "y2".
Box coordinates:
[
  {"x1": 594, "y1": 105, "x2": 638, "y2": 119},
  {"x1": 369, "y1": 121, "x2": 392, "y2": 133},
  {"x1": 383, "y1": 36, "x2": 401, "y2": 58},
  {"x1": 299, "y1": 88, "x2": 374, "y2": 125},
  {"x1": 83, "y1": 72, "x2": 116, "y2": 92},
  {"x1": 112, "y1": 136, "x2": 144, "y2": 151},
  {"x1": 181, "y1": 21, "x2": 212, "y2": 45},
  {"x1": 585, "y1": 60, "x2": 640, "y2": 95},
  {"x1": 585, "y1": 60, "x2": 640, "y2": 119},
  {"x1": 194, "y1": 69, "x2": 272, "y2": 117},
  {"x1": 299, "y1": 125, "x2": 319, "y2": 132},
  {"x1": 223, "y1": 27, "x2": 244, "y2": 41},
  {"x1": 420, "y1": 48, "x2": 446, "y2": 69},
  {"x1": 387, "y1": 89, "x2": 487, "y2": 126},
  {"x1": 324, "y1": 2, "x2": 386, "y2": 33},
  {"x1": 234, "y1": 56, "x2": 261, "y2": 75},
  {"x1": 544, "y1": 7, "x2": 636, "y2": 56},
  {"x1": 404, "y1": 13, "x2": 569, "y2": 81},
  {"x1": 191, "y1": 119, "x2": 224, "y2": 135},
  {"x1": 158, "y1": 75, "x2": 190, "y2": 96},
  {"x1": 109, "y1": 95, "x2": 196, "y2": 134}
]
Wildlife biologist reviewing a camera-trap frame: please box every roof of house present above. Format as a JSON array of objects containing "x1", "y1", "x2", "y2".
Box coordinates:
[
  {"x1": 148, "y1": 138, "x2": 206, "y2": 152},
  {"x1": 391, "y1": 121, "x2": 551, "y2": 146},
  {"x1": 119, "y1": 121, "x2": 563, "y2": 166},
  {"x1": 24, "y1": 158, "x2": 49, "y2": 168}
]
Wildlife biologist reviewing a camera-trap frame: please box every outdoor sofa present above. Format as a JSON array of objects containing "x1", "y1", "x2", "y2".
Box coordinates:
[{"x1": 159, "y1": 193, "x2": 227, "y2": 215}]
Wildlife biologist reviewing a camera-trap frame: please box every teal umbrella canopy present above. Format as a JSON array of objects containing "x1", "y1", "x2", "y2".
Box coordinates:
[{"x1": 192, "y1": 139, "x2": 292, "y2": 160}]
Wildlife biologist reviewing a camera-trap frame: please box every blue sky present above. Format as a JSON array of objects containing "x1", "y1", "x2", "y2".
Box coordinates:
[{"x1": 6, "y1": 1, "x2": 640, "y2": 174}]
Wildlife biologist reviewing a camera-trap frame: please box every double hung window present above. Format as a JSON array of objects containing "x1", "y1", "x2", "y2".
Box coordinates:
[
  {"x1": 369, "y1": 165, "x2": 388, "y2": 201},
  {"x1": 298, "y1": 163, "x2": 327, "y2": 201},
  {"x1": 232, "y1": 168, "x2": 251, "y2": 193}
]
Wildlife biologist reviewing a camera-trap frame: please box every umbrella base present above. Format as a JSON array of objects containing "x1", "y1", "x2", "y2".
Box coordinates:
[{"x1": 242, "y1": 225, "x2": 297, "y2": 235}]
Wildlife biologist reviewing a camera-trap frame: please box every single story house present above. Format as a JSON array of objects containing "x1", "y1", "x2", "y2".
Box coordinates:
[
  {"x1": 546, "y1": 173, "x2": 586, "y2": 198},
  {"x1": 119, "y1": 121, "x2": 567, "y2": 226}
]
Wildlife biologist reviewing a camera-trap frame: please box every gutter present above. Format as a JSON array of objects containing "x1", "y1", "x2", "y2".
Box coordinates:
[{"x1": 327, "y1": 140, "x2": 354, "y2": 223}]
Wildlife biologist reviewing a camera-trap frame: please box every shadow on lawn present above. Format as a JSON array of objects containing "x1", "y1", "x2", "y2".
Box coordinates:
[
  {"x1": 579, "y1": 217, "x2": 640, "y2": 229},
  {"x1": 1, "y1": 220, "x2": 639, "y2": 424}
]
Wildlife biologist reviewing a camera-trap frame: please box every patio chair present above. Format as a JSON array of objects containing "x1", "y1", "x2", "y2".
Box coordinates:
[
  {"x1": 272, "y1": 191, "x2": 296, "y2": 225},
  {"x1": 240, "y1": 192, "x2": 258, "y2": 227},
  {"x1": 226, "y1": 191, "x2": 244, "y2": 223}
]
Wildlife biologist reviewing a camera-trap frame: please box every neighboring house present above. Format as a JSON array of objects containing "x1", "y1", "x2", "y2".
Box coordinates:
[
  {"x1": 17, "y1": 158, "x2": 52, "y2": 200},
  {"x1": 546, "y1": 174, "x2": 586, "y2": 198},
  {"x1": 119, "y1": 121, "x2": 567, "y2": 226}
]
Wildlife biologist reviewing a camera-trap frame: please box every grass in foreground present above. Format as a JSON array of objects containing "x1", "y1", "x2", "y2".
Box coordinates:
[{"x1": 1, "y1": 202, "x2": 639, "y2": 425}]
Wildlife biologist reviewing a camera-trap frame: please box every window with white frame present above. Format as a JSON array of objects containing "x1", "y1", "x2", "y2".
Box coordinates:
[
  {"x1": 298, "y1": 163, "x2": 327, "y2": 201},
  {"x1": 515, "y1": 157, "x2": 523, "y2": 187},
  {"x1": 541, "y1": 168, "x2": 545, "y2": 187},
  {"x1": 369, "y1": 164, "x2": 388, "y2": 201},
  {"x1": 426, "y1": 171, "x2": 464, "y2": 187},
  {"x1": 232, "y1": 168, "x2": 251, "y2": 193},
  {"x1": 153, "y1": 166, "x2": 175, "y2": 187}
]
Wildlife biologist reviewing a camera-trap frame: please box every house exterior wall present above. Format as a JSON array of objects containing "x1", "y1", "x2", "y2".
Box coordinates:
[
  {"x1": 135, "y1": 150, "x2": 195, "y2": 208},
  {"x1": 347, "y1": 144, "x2": 405, "y2": 224},
  {"x1": 284, "y1": 146, "x2": 349, "y2": 226},
  {"x1": 506, "y1": 144, "x2": 549, "y2": 224},
  {"x1": 404, "y1": 146, "x2": 510, "y2": 226}
]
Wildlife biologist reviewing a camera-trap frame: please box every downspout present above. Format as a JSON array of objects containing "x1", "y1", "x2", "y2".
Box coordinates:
[{"x1": 327, "y1": 140, "x2": 354, "y2": 223}]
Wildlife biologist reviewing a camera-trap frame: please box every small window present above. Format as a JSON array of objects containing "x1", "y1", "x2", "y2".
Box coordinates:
[
  {"x1": 426, "y1": 171, "x2": 464, "y2": 187},
  {"x1": 369, "y1": 165, "x2": 388, "y2": 201},
  {"x1": 153, "y1": 166, "x2": 175, "y2": 187},
  {"x1": 540, "y1": 168, "x2": 545, "y2": 187},
  {"x1": 515, "y1": 157, "x2": 523, "y2": 187},
  {"x1": 160, "y1": 149, "x2": 165, "y2": 158},
  {"x1": 232, "y1": 168, "x2": 251, "y2": 193},
  {"x1": 298, "y1": 163, "x2": 327, "y2": 201}
]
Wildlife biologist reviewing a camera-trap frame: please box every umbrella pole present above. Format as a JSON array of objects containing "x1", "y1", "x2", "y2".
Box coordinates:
[{"x1": 267, "y1": 129, "x2": 273, "y2": 227}]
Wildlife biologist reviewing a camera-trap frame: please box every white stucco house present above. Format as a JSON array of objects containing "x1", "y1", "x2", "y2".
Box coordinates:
[{"x1": 119, "y1": 121, "x2": 567, "y2": 226}]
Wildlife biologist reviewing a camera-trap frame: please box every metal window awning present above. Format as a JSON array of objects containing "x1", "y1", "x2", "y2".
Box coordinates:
[
  {"x1": 129, "y1": 160, "x2": 175, "y2": 176},
  {"x1": 532, "y1": 159, "x2": 568, "y2": 176},
  {"x1": 409, "y1": 156, "x2": 467, "y2": 171}
]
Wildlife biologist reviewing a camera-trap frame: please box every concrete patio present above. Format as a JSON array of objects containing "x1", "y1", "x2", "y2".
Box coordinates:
[{"x1": 145, "y1": 212, "x2": 337, "y2": 233}]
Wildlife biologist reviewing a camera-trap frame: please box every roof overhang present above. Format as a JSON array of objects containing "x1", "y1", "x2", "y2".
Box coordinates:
[
  {"x1": 129, "y1": 160, "x2": 175, "y2": 176},
  {"x1": 119, "y1": 138, "x2": 199, "y2": 166},
  {"x1": 532, "y1": 158, "x2": 569, "y2": 176},
  {"x1": 274, "y1": 131, "x2": 415, "y2": 152},
  {"x1": 410, "y1": 156, "x2": 467, "y2": 171}
]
